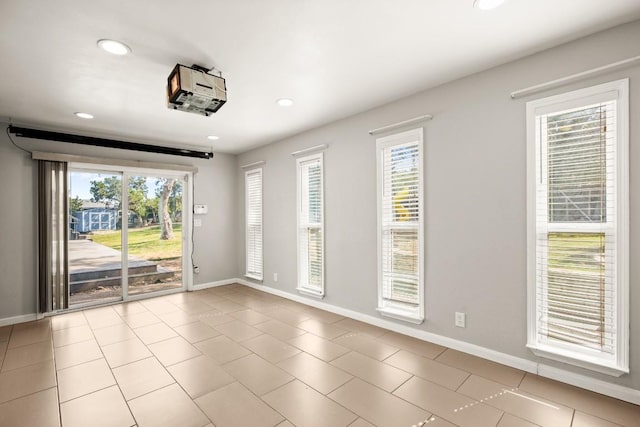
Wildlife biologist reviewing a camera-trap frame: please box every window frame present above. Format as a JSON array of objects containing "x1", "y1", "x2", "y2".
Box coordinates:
[
  {"x1": 526, "y1": 79, "x2": 629, "y2": 376},
  {"x1": 376, "y1": 128, "x2": 425, "y2": 324},
  {"x1": 296, "y1": 152, "x2": 325, "y2": 298},
  {"x1": 245, "y1": 167, "x2": 263, "y2": 281}
]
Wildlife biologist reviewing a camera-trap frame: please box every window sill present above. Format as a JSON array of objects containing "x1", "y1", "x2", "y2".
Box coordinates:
[
  {"x1": 377, "y1": 306, "x2": 424, "y2": 325},
  {"x1": 244, "y1": 274, "x2": 263, "y2": 282},
  {"x1": 296, "y1": 287, "x2": 324, "y2": 299},
  {"x1": 527, "y1": 344, "x2": 628, "y2": 377}
]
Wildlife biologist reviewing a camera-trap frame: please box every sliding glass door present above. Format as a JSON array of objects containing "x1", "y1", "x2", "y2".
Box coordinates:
[
  {"x1": 126, "y1": 174, "x2": 184, "y2": 296},
  {"x1": 68, "y1": 166, "x2": 188, "y2": 307},
  {"x1": 68, "y1": 170, "x2": 124, "y2": 306}
]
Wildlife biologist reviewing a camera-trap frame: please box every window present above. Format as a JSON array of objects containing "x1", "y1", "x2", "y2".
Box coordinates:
[
  {"x1": 296, "y1": 153, "x2": 324, "y2": 297},
  {"x1": 376, "y1": 128, "x2": 424, "y2": 324},
  {"x1": 526, "y1": 79, "x2": 629, "y2": 375},
  {"x1": 245, "y1": 168, "x2": 263, "y2": 280}
]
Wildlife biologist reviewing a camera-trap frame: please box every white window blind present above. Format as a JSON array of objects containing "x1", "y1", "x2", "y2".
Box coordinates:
[
  {"x1": 297, "y1": 153, "x2": 324, "y2": 296},
  {"x1": 245, "y1": 168, "x2": 263, "y2": 280},
  {"x1": 527, "y1": 79, "x2": 628, "y2": 375},
  {"x1": 377, "y1": 128, "x2": 424, "y2": 324}
]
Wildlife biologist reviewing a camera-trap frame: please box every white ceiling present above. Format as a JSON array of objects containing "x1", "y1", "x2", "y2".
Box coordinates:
[{"x1": 1, "y1": 1, "x2": 639, "y2": 154}]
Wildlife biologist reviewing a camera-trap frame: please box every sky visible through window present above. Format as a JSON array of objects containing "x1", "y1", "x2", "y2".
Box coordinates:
[{"x1": 69, "y1": 172, "x2": 157, "y2": 199}]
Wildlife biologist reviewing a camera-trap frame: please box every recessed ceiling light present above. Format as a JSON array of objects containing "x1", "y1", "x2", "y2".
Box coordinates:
[
  {"x1": 276, "y1": 98, "x2": 294, "y2": 107},
  {"x1": 207, "y1": 135, "x2": 219, "y2": 140},
  {"x1": 473, "y1": 0, "x2": 505, "y2": 10},
  {"x1": 97, "y1": 39, "x2": 131, "y2": 55},
  {"x1": 74, "y1": 112, "x2": 94, "y2": 119}
]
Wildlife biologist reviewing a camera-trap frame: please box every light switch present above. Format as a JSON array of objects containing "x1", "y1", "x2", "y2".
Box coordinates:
[{"x1": 455, "y1": 312, "x2": 466, "y2": 328}]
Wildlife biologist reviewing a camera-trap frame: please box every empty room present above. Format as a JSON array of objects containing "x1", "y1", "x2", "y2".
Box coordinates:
[{"x1": 1, "y1": 1, "x2": 640, "y2": 426}]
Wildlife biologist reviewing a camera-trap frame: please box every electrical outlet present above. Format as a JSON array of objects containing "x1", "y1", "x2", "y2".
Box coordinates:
[
  {"x1": 193, "y1": 266, "x2": 200, "y2": 274},
  {"x1": 455, "y1": 312, "x2": 466, "y2": 328},
  {"x1": 273, "y1": 273, "x2": 278, "y2": 282}
]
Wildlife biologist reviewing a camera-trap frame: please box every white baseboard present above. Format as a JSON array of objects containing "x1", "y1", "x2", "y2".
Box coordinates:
[
  {"x1": 233, "y1": 278, "x2": 640, "y2": 405},
  {"x1": 537, "y1": 364, "x2": 640, "y2": 405},
  {"x1": 236, "y1": 279, "x2": 536, "y2": 372},
  {"x1": 192, "y1": 278, "x2": 239, "y2": 291},
  {"x1": 0, "y1": 313, "x2": 38, "y2": 327}
]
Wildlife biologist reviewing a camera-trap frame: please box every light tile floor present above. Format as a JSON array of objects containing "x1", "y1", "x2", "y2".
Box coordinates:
[{"x1": 0, "y1": 283, "x2": 639, "y2": 427}]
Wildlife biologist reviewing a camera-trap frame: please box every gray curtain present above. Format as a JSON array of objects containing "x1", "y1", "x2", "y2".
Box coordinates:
[{"x1": 38, "y1": 160, "x2": 69, "y2": 312}]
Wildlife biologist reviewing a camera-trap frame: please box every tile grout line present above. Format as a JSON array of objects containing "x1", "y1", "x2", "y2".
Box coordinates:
[
  {"x1": 325, "y1": 376, "x2": 426, "y2": 427},
  {"x1": 455, "y1": 373, "x2": 473, "y2": 392},
  {"x1": 380, "y1": 347, "x2": 402, "y2": 362},
  {"x1": 517, "y1": 371, "x2": 527, "y2": 388},
  {"x1": 86, "y1": 304, "x2": 143, "y2": 426},
  {"x1": 380, "y1": 349, "x2": 474, "y2": 391},
  {"x1": 273, "y1": 375, "x2": 362, "y2": 425},
  {"x1": 374, "y1": 369, "x2": 473, "y2": 425},
  {"x1": 114, "y1": 298, "x2": 217, "y2": 425},
  {"x1": 0, "y1": 330, "x2": 9, "y2": 369},
  {"x1": 51, "y1": 317, "x2": 64, "y2": 427},
  {"x1": 40, "y1": 285, "x2": 634, "y2": 427},
  {"x1": 390, "y1": 374, "x2": 415, "y2": 394},
  {"x1": 432, "y1": 345, "x2": 449, "y2": 360},
  {"x1": 134, "y1": 301, "x2": 231, "y2": 425},
  {"x1": 191, "y1": 296, "x2": 361, "y2": 425},
  {"x1": 0, "y1": 323, "x2": 58, "y2": 408}
]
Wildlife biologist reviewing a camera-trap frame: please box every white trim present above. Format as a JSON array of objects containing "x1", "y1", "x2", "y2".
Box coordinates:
[
  {"x1": 525, "y1": 79, "x2": 629, "y2": 376},
  {"x1": 376, "y1": 128, "x2": 425, "y2": 323},
  {"x1": 191, "y1": 278, "x2": 239, "y2": 291},
  {"x1": 233, "y1": 278, "x2": 640, "y2": 405},
  {"x1": 296, "y1": 287, "x2": 324, "y2": 299},
  {"x1": 68, "y1": 296, "x2": 123, "y2": 311},
  {"x1": 236, "y1": 279, "x2": 534, "y2": 372},
  {"x1": 377, "y1": 307, "x2": 423, "y2": 325},
  {"x1": 67, "y1": 165, "x2": 193, "y2": 302},
  {"x1": 32, "y1": 151, "x2": 198, "y2": 173},
  {"x1": 69, "y1": 162, "x2": 191, "y2": 178},
  {"x1": 537, "y1": 364, "x2": 640, "y2": 405},
  {"x1": 290, "y1": 144, "x2": 328, "y2": 157},
  {"x1": 124, "y1": 286, "x2": 184, "y2": 302},
  {"x1": 617, "y1": 79, "x2": 630, "y2": 379},
  {"x1": 8, "y1": 278, "x2": 640, "y2": 405},
  {"x1": 510, "y1": 55, "x2": 640, "y2": 99},
  {"x1": 240, "y1": 160, "x2": 265, "y2": 169},
  {"x1": 245, "y1": 167, "x2": 263, "y2": 281},
  {"x1": 296, "y1": 152, "x2": 325, "y2": 297},
  {"x1": 244, "y1": 274, "x2": 263, "y2": 282},
  {"x1": 0, "y1": 313, "x2": 39, "y2": 327},
  {"x1": 48, "y1": 288, "x2": 182, "y2": 315},
  {"x1": 368, "y1": 114, "x2": 433, "y2": 135},
  {"x1": 529, "y1": 345, "x2": 627, "y2": 377},
  {"x1": 121, "y1": 171, "x2": 130, "y2": 299},
  {"x1": 184, "y1": 173, "x2": 195, "y2": 291}
]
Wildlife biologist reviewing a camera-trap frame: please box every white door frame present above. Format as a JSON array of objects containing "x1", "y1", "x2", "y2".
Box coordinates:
[{"x1": 68, "y1": 163, "x2": 193, "y2": 307}]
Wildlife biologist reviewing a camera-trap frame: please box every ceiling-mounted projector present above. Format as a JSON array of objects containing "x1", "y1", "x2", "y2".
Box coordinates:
[{"x1": 167, "y1": 64, "x2": 227, "y2": 116}]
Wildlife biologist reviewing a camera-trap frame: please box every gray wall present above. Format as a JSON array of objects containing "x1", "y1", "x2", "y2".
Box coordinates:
[
  {"x1": 0, "y1": 126, "x2": 238, "y2": 319},
  {"x1": 236, "y1": 20, "x2": 640, "y2": 389}
]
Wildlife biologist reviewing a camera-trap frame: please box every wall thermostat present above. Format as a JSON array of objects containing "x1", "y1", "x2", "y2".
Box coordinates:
[{"x1": 194, "y1": 204, "x2": 208, "y2": 214}]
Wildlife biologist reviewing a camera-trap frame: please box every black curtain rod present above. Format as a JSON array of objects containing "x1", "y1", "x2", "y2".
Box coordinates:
[{"x1": 8, "y1": 125, "x2": 214, "y2": 159}]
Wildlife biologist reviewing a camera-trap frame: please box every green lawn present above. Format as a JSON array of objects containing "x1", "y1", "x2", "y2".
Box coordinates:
[
  {"x1": 548, "y1": 232, "x2": 604, "y2": 273},
  {"x1": 91, "y1": 224, "x2": 182, "y2": 261}
]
